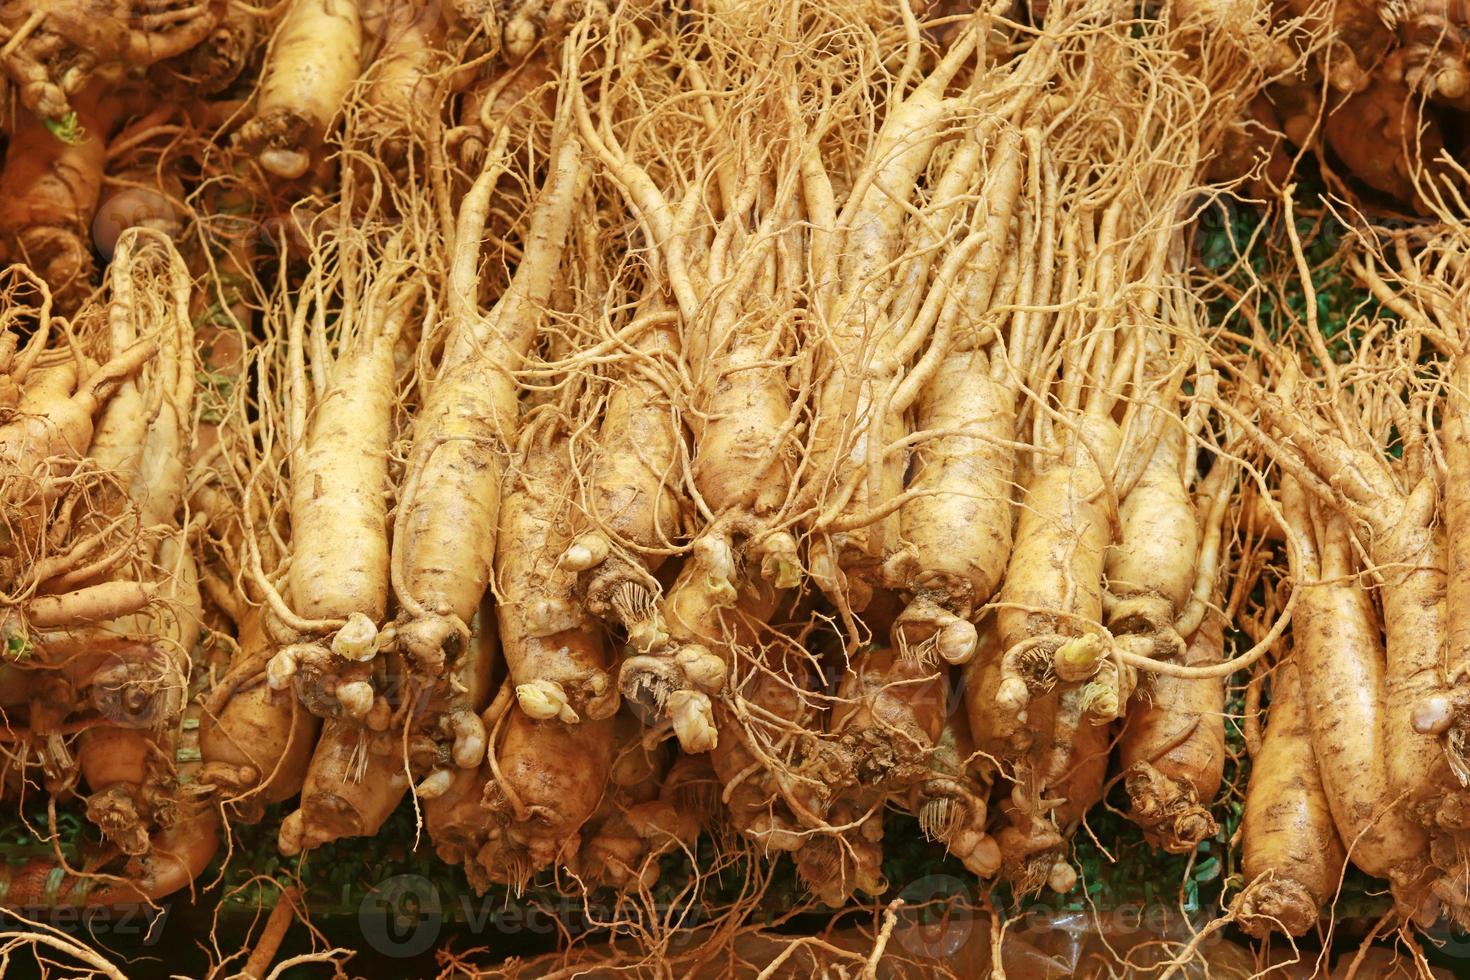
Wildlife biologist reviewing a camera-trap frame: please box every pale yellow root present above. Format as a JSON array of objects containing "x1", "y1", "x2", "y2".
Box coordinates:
[
  {"x1": 1118, "y1": 615, "x2": 1225, "y2": 855},
  {"x1": 805, "y1": 26, "x2": 984, "y2": 605},
  {"x1": 1238, "y1": 660, "x2": 1345, "y2": 937},
  {"x1": 236, "y1": 0, "x2": 364, "y2": 179},
  {"x1": 496, "y1": 438, "x2": 618, "y2": 725},
  {"x1": 392, "y1": 106, "x2": 582, "y2": 675},
  {"x1": 27, "y1": 581, "x2": 156, "y2": 628},
  {"x1": 619, "y1": 533, "x2": 780, "y2": 753},
  {"x1": 994, "y1": 416, "x2": 1123, "y2": 715},
  {"x1": 886, "y1": 128, "x2": 1028, "y2": 662},
  {"x1": 563, "y1": 294, "x2": 683, "y2": 648},
  {"x1": 358, "y1": 0, "x2": 451, "y2": 156},
  {"x1": 1104, "y1": 419, "x2": 1197, "y2": 657},
  {"x1": 286, "y1": 342, "x2": 396, "y2": 627},
  {"x1": 913, "y1": 715, "x2": 1001, "y2": 878},
  {"x1": 1284, "y1": 477, "x2": 1430, "y2": 902},
  {"x1": 888, "y1": 350, "x2": 1015, "y2": 667}
]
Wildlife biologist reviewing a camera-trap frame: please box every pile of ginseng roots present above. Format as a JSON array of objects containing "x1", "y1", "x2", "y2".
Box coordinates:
[{"x1": 4, "y1": 0, "x2": 1470, "y2": 972}]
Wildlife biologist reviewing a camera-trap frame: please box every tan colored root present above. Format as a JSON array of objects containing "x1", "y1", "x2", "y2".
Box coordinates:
[
  {"x1": 1118, "y1": 614, "x2": 1226, "y2": 854},
  {"x1": 476, "y1": 707, "x2": 614, "y2": 889},
  {"x1": 496, "y1": 435, "x2": 619, "y2": 725},
  {"x1": 278, "y1": 717, "x2": 410, "y2": 855},
  {"x1": 994, "y1": 416, "x2": 1123, "y2": 716},
  {"x1": 1239, "y1": 660, "x2": 1345, "y2": 938},
  {"x1": 235, "y1": 0, "x2": 364, "y2": 179},
  {"x1": 392, "y1": 87, "x2": 582, "y2": 675}
]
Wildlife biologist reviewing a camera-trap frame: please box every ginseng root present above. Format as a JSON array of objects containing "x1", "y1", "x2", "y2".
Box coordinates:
[
  {"x1": 235, "y1": 0, "x2": 364, "y2": 180},
  {"x1": 1119, "y1": 612, "x2": 1226, "y2": 854},
  {"x1": 1238, "y1": 659, "x2": 1345, "y2": 937}
]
